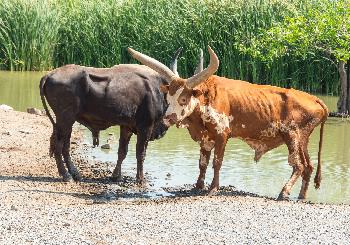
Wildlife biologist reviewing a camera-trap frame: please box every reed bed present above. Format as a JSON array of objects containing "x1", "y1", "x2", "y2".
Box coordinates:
[{"x1": 0, "y1": 0, "x2": 339, "y2": 93}]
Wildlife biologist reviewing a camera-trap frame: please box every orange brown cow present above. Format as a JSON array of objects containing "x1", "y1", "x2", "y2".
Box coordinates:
[{"x1": 128, "y1": 46, "x2": 328, "y2": 200}]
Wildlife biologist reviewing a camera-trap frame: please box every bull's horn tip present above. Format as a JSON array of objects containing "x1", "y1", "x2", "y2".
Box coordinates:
[{"x1": 127, "y1": 47, "x2": 136, "y2": 55}]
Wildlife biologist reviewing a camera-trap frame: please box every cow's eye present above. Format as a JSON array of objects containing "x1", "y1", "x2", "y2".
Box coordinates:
[{"x1": 180, "y1": 98, "x2": 187, "y2": 104}]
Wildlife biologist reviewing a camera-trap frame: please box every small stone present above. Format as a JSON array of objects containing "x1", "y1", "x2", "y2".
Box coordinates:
[
  {"x1": 27, "y1": 107, "x2": 44, "y2": 116},
  {"x1": 10, "y1": 205, "x2": 17, "y2": 211},
  {"x1": 166, "y1": 173, "x2": 171, "y2": 177},
  {"x1": 101, "y1": 143, "x2": 111, "y2": 149},
  {"x1": 19, "y1": 129, "x2": 31, "y2": 134}
]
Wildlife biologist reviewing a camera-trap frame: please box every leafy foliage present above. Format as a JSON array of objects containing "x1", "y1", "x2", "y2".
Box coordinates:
[
  {"x1": 246, "y1": 0, "x2": 350, "y2": 62},
  {"x1": 0, "y1": 0, "x2": 344, "y2": 94}
]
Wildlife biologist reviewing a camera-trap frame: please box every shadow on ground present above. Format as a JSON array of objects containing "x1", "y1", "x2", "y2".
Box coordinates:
[{"x1": 0, "y1": 172, "x2": 279, "y2": 204}]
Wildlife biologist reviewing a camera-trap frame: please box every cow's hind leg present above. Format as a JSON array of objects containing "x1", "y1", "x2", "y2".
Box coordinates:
[
  {"x1": 195, "y1": 148, "x2": 211, "y2": 189},
  {"x1": 62, "y1": 126, "x2": 82, "y2": 181},
  {"x1": 53, "y1": 123, "x2": 73, "y2": 182},
  {"x1": 112, "y1": 126, "x2": 133, "y2": 181},
  {"x1": 278, "y1": 131, "x2": 304, "y2": 200},
  {"x1": 298, "y1": 138, "x2": 313, "y2": 199}
]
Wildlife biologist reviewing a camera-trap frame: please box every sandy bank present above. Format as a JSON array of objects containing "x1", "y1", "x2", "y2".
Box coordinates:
[{"x1": 0, "y1": 110, "x2": 349, "y2": 244}]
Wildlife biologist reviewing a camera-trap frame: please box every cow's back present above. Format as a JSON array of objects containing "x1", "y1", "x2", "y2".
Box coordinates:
[
  {"x1": 43, "y1": 64, "x2": 168, "y2": 131},
  {"x1": 202, "y1": 76, "x2": 326, "y2": 139}
]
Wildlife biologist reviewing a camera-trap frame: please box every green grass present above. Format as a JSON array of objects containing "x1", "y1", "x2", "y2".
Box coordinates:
[{"x1": 0, "y1": 0, "x2": 339, "y2": 94}]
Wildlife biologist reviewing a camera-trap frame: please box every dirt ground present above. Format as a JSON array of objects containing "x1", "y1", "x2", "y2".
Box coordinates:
[{"x1": 1, "y1": 109, "x2": 350, "y2": 244}]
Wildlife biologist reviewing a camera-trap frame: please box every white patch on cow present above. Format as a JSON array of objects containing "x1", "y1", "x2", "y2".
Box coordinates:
[
  {"x1": 163, "y1": 118, "x2": 172, "y2": 127},
  {"x1": 260, "y1": 121, "x2": 306, "y2": 169},
  {"x1": 199, "y1": 105, "x2": 233, "y2": 135},
  {"x1": 260, "y1": 120, "x2": 297, "y2": 138},
  {"x1": 201, "y1": 135, "x2": 215, "y2": 151},
  {"x1": 165, "y1": 88, "x2": 199, "y2": 123},
  {"x1": 178, "y1": 123, "x2": 189, "y2": 128},
  {"x1": 199, "y1": 151, "x2": 209, "y2": 167},
  {"x1": 241, "y1": 124, "x2": 246, "y2": 128}
]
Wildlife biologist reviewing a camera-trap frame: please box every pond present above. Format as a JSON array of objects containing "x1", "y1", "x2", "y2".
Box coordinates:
[{"x1": 1, "y1": 71, "x2": 349, "y2": 204}]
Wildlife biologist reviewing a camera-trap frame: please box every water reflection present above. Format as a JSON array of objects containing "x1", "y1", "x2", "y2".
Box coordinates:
[
  {"x1": 1, "y1": 71, "x2": 350, "y2": 204},
  {"x1": 0, "y1": 71, "x2": 44, "y2": 111}
]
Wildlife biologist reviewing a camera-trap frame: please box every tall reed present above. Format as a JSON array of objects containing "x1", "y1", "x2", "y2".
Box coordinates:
[
  {"x1": 0, "y1": 0, "x2": 339, "y2": 94},
  {"x1": 0, "y1": 0, "x2": 61, "y2": 71}
]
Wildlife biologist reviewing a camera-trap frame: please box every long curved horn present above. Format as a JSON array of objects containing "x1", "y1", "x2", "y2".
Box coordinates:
[
  {"x1": 186, "y1": 46, "x2": 219, "y2": 88},
  {"x1": 169, "y1": 47, "x2": 183, "y2": 76},
  {"x1": 128, "y1": 48, "x2": 178, "y2": 80},
  {"x1": 193, "y1": 48, "x2": 203, "y2": 75}
]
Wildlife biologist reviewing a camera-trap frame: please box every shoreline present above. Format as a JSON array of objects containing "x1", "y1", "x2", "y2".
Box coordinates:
[{"x1": 1, "y1": 109, "x2": 350, "y2": 244}]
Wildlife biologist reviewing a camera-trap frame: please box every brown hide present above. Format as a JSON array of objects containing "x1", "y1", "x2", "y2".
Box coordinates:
[
  {"x1": 180, "y1": 75, "x2": 328, "y2": 199},
  {"x1": 126, "y1": 46, "x2": 328, "y2": 199}
]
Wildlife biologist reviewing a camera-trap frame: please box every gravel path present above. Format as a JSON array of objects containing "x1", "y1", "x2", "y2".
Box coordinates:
[{"x1": 1, "y1": 109, "x2": 350, "y2": 244}]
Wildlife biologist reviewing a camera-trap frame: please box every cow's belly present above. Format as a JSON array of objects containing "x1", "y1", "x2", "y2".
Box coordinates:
[
  {"x1": 237, "y1": 135, "x2": 284, "y2": 162},
  {"x1": 77, "y1": 113, "x2": 134, "y2": 131}
]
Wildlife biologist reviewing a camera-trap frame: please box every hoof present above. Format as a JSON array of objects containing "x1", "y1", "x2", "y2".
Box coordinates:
[
  {"x1": 71, "y1": 171, "x2": 82, "y2": 182},
  {"x1": 110, "y1": 175, "x2": 122, "y2": 182},
  {"x1": 195, "y1": 180, "x2": 205, "y2": 190},
  {"x1": 277, "y1": 192, "x2": 289, "y2": 201},
  {"x1": 297, "y1": 194, "x2": 306, "y2": 200},
  {"x1": 62, "y1": 173, "x2": 73, "y2": 182},
  {"x1": 208, "y1": 187, "x2": 218, "y2": 196},
  {"x1": 136, "y1": 177, "x2": 145, "y2": 186}
]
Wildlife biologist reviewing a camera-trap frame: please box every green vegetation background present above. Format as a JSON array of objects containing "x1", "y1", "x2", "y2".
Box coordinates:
[{"x1": 0, "y1": 0, "x2": 343, "y2": 94}]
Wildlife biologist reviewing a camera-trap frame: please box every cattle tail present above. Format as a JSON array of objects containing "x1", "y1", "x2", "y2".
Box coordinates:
[
  {"x1": 314, "y1": 99, "x2": 328, "y2": 189},
  {"x1": 39, "y1": 75, "x2": 57, "y2": 157},
  {"x1": 39, "y1": 75, "x2": 55, "y2": 126}
]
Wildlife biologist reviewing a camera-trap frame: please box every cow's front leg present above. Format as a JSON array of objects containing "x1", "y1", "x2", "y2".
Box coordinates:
[
  {"x1": 195, "y1": 148, "x2": 212, "y2": 189},
  {"x1": 208, "y1": 135, "x2": 228, "y2": 196},
  {"x1": 135, "y1": 128, "x2": 151, "y2": 185}
]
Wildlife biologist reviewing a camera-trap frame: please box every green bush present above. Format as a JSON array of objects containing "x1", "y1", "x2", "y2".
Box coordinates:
[{"x1": 0, "y1": 0, "x2": 340, "y2": 93}]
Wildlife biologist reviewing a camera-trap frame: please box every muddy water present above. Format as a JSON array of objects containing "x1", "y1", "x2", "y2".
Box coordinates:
[{"x1": 1, "y1": 71, "x2": 350, "y2": 204}]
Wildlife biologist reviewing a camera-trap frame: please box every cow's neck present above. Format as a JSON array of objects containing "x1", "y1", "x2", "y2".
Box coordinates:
[{"x1": 182, "y1": 108, "x2": 206, "y2": 143}]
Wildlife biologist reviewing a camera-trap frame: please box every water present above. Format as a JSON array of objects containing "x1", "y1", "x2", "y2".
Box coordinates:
[
  {"x1": 1, "y1": 71, "x2": 350, "y2": 204},
  {"x1": 0, "y1": 71, "x2": 45, "y2": 111}
]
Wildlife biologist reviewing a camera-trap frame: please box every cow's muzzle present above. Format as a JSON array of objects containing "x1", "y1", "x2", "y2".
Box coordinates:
[{"x1": 163, "y1": 113, "x2": 177, "y2": 127}]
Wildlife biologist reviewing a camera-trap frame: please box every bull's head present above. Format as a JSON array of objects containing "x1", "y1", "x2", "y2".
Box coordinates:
[{"x1": 128, "y1": 46, "x2": 219, "y2": 127}]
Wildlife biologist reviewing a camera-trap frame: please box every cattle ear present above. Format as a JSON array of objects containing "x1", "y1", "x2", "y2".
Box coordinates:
[
  {"x1": 160, "y1": 84, "x2": 169, "y2": 93},
  {"x1": 192, "y1": 89, "x2": 202, "y2": 97}
]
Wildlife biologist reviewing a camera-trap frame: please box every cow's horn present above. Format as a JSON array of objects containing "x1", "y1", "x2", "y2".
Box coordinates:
[
  {"x1": 193, "y1": 48, "x2": 204, "y2": 75},
  {"x1": 169, "y1": 47, "x2": 183, "y2": 76},
  {"x1": 186, "y1": 46, "x2": 219, "y2": 88},
  {"x1": 128, "y1": 48, "x2": 178, "y2": 81}
]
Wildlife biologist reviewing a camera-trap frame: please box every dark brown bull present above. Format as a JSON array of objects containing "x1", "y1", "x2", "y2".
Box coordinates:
[
  {"x1": 39, "y1": 48, "x2": 204, "y2": 183},
  {"x1": 128, "y1": 46, "x2": 328, "y2": 200}
]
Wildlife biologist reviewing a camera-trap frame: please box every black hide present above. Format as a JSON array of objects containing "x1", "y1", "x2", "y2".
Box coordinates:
[{"x1": 40, "y1": 64, "x2": 169, "y2": 183}]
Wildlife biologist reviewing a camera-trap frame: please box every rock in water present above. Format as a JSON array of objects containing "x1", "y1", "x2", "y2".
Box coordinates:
[
  {"x1": 27, "y1": 107, "x2": 45, "y2": 116},
  {"x1": 101, "y1": 143, "x2": 111, "y2": 150}
]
